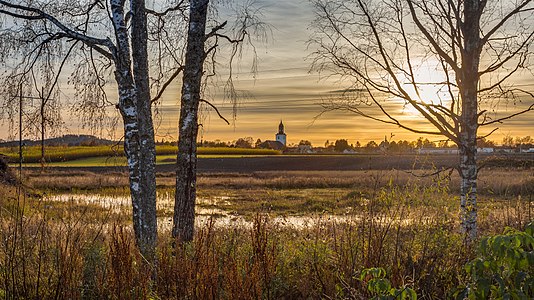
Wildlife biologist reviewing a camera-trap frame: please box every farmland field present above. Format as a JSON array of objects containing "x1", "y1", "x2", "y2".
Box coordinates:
[{"x1": 0, "y1": 145, "x2": 281, "y2": 164}]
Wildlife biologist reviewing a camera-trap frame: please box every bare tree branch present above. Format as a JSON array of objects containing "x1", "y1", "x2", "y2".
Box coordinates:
[
  {"x1": 146, "y1": 0, "x2": 187, "y2": 17},
  {"x1": 480, "y1": 0, "x2": 532, "y2": 46},
  {"x1": 200, "y1": 99, "x2": 229, "y2": 125},
  {"x1": 150, "y1": 65, "x2": 184, "y2": 104},
  {"x1": 0, "y1": 0, "x2": 115, "y2": 59},
  {"x1": 480, "y1": 104, "x2": 534, "y2": 126}
]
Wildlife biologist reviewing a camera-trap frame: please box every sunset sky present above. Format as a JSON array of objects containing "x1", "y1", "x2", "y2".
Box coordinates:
[
  {"x1": 154, "y1": 0, "x2": 534, "y2": 146},
  {"x1": 1, "y1": 0, "x2": 533, "y2": 146}
]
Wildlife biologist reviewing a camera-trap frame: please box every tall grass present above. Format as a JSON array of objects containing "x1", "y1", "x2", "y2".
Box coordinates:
[
  {"x1": 27, "y1": 169, "x2": 533, "y2": 199},
  {"x1": 1, "y1": 178, "x2": 531, "y2": 299}
]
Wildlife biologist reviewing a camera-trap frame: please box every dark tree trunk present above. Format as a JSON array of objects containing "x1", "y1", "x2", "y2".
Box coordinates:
[
  {"x1": 458, "y1": 0, "x2": 483, "y2": 242},
  {"x1": 173, "y1": 0, "x2": 209, "y2": 242},
  {"x1": 130, "y1": 0, "x2": 157, "y2": 262},
  {"x1": 40, "y1": 102, "x2": 45, "y2": 170}
]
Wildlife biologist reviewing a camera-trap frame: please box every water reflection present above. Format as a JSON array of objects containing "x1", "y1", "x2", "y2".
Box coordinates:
[{"x1": 43, "y1": 193, "x2": 362, "y2": 230}]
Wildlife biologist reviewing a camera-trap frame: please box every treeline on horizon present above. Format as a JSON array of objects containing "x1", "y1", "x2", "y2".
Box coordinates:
[
  {"x1": 188, "y1": 135, "x2": 534, "y2": 153},
  {"x1": 1, "y1": 134, "x2": 533, "y2": 155}
]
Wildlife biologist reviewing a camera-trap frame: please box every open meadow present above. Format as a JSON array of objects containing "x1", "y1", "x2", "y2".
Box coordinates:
[{"x1": 1, "y1": 156, "x2": 533, "y2": 299}]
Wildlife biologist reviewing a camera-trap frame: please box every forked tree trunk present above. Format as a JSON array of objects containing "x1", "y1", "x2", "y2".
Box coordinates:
[
  {"x1": 173, "y1": 0, "x2": 209, "y2": 242},
  {"x1": 459, "y1": 0, "x2": 482, "y2": 242},
  {"x1": 130, "y1": 0, "x2": 157, "y2": 262},
  {"x1": 111, "y1": 0, "x2": 157, "y2": 259}
]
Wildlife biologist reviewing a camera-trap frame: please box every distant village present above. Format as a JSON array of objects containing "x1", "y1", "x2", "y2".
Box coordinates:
[
  {"x1": 194, "y1": 121, "x2": 534, "y2": 155},
  {"x1": 2, "y1": 121, "x2": 533, "y2": 155}
]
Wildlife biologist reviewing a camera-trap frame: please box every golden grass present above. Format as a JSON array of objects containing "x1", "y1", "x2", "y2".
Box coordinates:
[
  {"x1": 1, "y1": 178, "x2": 531, "y2": 299},
  {"x1": 26, "y1": 169, "x2": 533, "y2": 198}
]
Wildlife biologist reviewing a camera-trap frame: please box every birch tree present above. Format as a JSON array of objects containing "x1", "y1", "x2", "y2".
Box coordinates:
[
  {"x1": 310, "y1": 0, "x2": 534, "y2": 241},
  {"x1": 173, "y1": 0, "x2": 265, "y2": 241},
  {"x1": 172, "y1": 0, "x2": 209, "y2": 242},
  {"x1": 0, "y1": 0, "x2": 188, "y2": 260}
]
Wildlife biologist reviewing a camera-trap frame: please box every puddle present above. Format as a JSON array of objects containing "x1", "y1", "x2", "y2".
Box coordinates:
[
  {"x1": 44, "y1": 193, "x2": 420, "y2": 230},
  {"x1": 44, "y1": 192, "x2": 225, "y2": 214}
]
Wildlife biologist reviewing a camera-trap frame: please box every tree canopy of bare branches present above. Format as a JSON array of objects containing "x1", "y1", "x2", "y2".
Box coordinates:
[{"x1": 310, "y1": 0, "x2": 534, "y2": 241}]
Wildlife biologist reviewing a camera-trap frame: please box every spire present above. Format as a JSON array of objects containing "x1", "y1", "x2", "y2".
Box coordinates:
[{"x1": 278, "y1": 120, "x2": 284, "y2": 134}]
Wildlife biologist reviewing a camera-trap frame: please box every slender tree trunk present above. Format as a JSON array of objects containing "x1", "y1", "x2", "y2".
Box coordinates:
[
  {"x1": 459, "y1": 0, "x2": 482, "y2": 242},
  {"x1": 110, "y1": 0, "x2": 156, "y2": 259},
  {"x1": 173, "y1": 0, "x2": 209, "y2": 242},
  {"x1": 131, "y1": 0, "x2": 157, "y2": 262},
  {"x1": 40, "y1": 102, "x2": 45, "y2": 170}
]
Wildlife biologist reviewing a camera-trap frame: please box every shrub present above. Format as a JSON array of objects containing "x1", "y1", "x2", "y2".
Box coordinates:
[
  {"x1": 456, "y1": 222, "x2": 534, "y2": 299},
  {"x1": 359, "y1": 267, "x2": 417, "y2": 300}
]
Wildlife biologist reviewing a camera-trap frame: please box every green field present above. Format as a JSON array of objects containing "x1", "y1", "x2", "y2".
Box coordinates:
[
  {"x1": 0, "y1": 145, "x2": 281, "y2": 165},
  {"x1": 15, "y1": 154, "x2": 284, "y2": 167}
]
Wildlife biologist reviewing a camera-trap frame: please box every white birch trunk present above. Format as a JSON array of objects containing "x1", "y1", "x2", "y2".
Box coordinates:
[
  {"x1": 130, "y1": 0, "x2": 157, "y2": 261},
  {"x1": 458, "y1": 0, "x2": 482, "y2": 242},
  {"x1": 111, "y1": 0, "x2": 157, "y2": 258},
  {"x1": 173, "y1": 0, "x2": 209, "y2": 242}
]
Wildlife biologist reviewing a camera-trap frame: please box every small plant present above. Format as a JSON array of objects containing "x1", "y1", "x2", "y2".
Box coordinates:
[
  {"x1": 360, "y1": 268, "x2": 417, "y2": 300},
  {"x1": 456, "y1": 222, "x2": 534, "y2": 299}
]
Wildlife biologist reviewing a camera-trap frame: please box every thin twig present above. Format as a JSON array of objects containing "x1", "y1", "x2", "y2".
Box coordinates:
[{"x1": 200, "y1": 99, "x2": 229, "y2": 125}]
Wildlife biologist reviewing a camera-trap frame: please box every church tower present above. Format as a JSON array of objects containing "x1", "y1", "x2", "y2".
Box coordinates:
[{"x1": 275, "y1": 120, "x2": 286, "y2": 146}]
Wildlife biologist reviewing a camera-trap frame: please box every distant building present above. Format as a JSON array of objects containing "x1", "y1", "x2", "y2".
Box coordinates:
[
  {"x1": 258, "y1": 140, "x2": 285, "y2": 150},
  {"x1": 258, "y1": 121, "x2": 287, "y2": 150},
  {"x1": 275, "y1": 120, "x2": 287, "y2": 146},
  {"x1": 298, "y1": 144, "x2": 314, "y2": 154},
  {"x1": 477, "y1": 147, "x2": 494, "y2": 154},
  {"x1": 494, "y1": 146, "x2": 514, "y2": 153},
  {"x1": 417, "y1": 147, "x2": 459, "y2": 154}
]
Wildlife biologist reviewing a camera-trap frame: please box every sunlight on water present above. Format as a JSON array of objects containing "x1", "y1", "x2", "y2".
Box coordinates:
[
  {"x1": 43, "y1": 193, "x2": 371, "y2": 230},
  {"x1": 44, "y1": 192, "x2": 426, "y2": 232}
]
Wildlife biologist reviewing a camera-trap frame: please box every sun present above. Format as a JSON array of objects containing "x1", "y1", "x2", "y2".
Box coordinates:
[{"x1": 395, "y1": 60, "x2": 455, "y2": 117}]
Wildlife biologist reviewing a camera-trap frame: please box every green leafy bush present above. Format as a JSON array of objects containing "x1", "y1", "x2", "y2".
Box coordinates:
[
  {"x1": 456, "y1": 222, "x2": 534, "y2": 299},
  {"x1": 360, "y1": 267, "x2": 417, "y2": 300}
]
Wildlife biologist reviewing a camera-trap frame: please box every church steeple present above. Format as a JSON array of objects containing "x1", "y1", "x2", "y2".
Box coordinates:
[{"x1": 275, "y1": 120, "x2": 287, "y2": 146}]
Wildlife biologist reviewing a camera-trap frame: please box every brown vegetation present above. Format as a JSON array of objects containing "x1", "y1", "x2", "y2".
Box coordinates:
[
  {"x1": 1, "y1": 166, "x2": 532, "y2": 298},
  {"x1": 0, "y1": 155, "x2": 16, "y2": 185},
  {"x1": 26, "y1": 168, "x2": 533, "y2": 198}
]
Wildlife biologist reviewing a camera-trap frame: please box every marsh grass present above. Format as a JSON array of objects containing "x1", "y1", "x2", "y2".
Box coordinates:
[
  {"x1": 27, "y1": 169, "x2": 533, "y2": 196},
  {"x1": 1, "y1": 168, "x2": 532, "y2": 299}
]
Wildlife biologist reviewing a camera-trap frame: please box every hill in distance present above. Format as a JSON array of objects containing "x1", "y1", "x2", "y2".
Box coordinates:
[{"x1": 0, "y1": 134, "x2": 116, "y2": 147}]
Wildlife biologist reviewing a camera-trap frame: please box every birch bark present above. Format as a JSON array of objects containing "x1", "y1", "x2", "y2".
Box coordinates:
[
  {"x1": 309, "y1": 0, "x2": 533, "y2": 243},
  {"x1": 172, "y1": 0, "x2": 209, "y2": 242},
  {"x1": 130, "y1": 0, "x2": 157, "y2": 260},
  {"x1": 458, "y1": 0, "x2": 483, "y2": 242},
  {"x1": 0, "y1": 0, "x2": 160, "y2": 258},
  {"x1": 111, "y1": 0, "x2": 157, "y2": 258}
]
